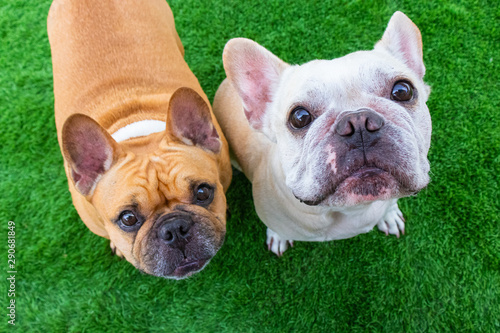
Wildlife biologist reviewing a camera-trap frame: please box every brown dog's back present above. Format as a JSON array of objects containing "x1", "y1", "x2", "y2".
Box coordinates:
[{"x1": 48, "y1": 0, "x2": 206, "y2": 144}]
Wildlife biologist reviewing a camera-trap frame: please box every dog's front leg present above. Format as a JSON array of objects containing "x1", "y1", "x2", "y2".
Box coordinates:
[
  {"x1": 377, "y1": 199, "x2": 406, "y2": 238},
  {"x1": 266, "y1": 228, "x2": 294, "y2": 256}
]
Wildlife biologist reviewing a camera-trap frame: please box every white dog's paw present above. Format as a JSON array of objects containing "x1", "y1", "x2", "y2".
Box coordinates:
[
  {"x1": 266, "y1": 228, "x2": 294, "y2": 256},
  {"x1": 377, "y1": 202, "x2": 405, "y2": 238},
  {"x1": 110, "y1": 241, "x2": 124, "y2": 258}
]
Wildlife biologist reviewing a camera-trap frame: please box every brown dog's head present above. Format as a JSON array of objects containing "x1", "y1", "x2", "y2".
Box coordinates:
[{"x1": 62, "y1": 88, "x2": 230, "y2": 279}]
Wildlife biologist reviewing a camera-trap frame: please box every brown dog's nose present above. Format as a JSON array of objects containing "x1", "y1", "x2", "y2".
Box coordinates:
[
  {"x1": 335, "y1": 109, "x2": 385, "y2": 137},
  {"x1": 158, "y1": 218, "x2": 192, "y2": 247}
]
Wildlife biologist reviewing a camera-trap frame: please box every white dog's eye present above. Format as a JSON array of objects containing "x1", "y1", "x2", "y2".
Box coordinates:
[
  {"x1": 391, "y1": 81, "x2": 414, "y2": 101},
  {"x1": 289, "y1": 107, "x2": 313, "y2": 129}
]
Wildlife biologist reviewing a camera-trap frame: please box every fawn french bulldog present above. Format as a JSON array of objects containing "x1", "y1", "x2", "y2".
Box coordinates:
[
  {"x1": 48, "y1": 0, "x2": 231, "y2": 278},
  {"x1": 213, "y1": 12, "x2": 431, "y2": 255}
]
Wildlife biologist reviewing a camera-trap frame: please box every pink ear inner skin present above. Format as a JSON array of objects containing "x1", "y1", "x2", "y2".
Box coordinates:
[
  {"x1": 239, "y1": 68, "x2": 273, "y2": 131},
  {"x1": 63, "y1": 115, "x2": 113, "y2": 195},
  {"x1": 169, "y1": 88, "x2": 220, "y2": 153},
  {"x1": 385, "y1": 15, "x2": 425, "y2": 78},
  {"x1": 225, "y1": 39, "x2": 286, "y2": 132}
]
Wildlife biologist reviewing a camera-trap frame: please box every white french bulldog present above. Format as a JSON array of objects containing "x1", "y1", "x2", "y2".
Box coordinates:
[{"x1": 213, "y1": 11, "x2": 432, "y2": 255}]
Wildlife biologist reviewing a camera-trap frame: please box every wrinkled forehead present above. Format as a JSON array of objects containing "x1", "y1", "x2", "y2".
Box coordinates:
[
  {"x1": 277, "y1": 51, "x2": 410, "y2": 109},
  {"x1": 153, "y1": 149, "x2": 220, "y2": 183},
  {"x1": 96, "y1": 149, "x2": 220, "y2": 213}
]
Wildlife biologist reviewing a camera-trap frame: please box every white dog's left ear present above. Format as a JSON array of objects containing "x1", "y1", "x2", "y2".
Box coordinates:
[{"x1": 375, "y1": 11, "x2": 425, "y2": 78}]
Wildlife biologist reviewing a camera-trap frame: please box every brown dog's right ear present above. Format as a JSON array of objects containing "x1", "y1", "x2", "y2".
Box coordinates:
[
  {"x1": 166, "y1": 87, "x2": 221, "y2": 154},
  {"x1": 62, "y1": 114, "x2": 121, "y2": 196},
  {"x1": 222, "y1": 38, "x2": 288, "y2": 132}
]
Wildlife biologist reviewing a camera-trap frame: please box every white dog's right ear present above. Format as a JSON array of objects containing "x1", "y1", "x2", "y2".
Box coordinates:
[{"x1": 223, "y1": 38, "x2": 288, "y2": 131}]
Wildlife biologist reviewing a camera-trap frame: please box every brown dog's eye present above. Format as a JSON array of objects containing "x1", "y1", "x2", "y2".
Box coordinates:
[
  {"x1": 289, "y1": 107, "x2": 313, "y2": 129},
  {"x1": 195, "y1": 184, "x2": 214, "y2": 205},
  {"x1": 120, "y1": 211, "x2": 138, "y2": 226},
  {"x1": 391, "y1": 81, "x2": 414, "y2": 101}
]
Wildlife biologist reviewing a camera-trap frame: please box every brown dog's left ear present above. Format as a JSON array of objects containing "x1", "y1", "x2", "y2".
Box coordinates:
[
  {"x1": 62, "y1": 114, "x2": 121, "y2": 196},
  {"x1": 375, "y1": 11, "x2": 425, "y2": 78},
  {"x1": 166, "y1": 87, "x2": 221, "y2": 153}
]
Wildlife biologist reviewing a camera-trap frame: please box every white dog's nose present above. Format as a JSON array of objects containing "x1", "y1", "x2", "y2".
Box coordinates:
[{"x1": 335, "y1": 109, "x2": 385, "y2": 138}]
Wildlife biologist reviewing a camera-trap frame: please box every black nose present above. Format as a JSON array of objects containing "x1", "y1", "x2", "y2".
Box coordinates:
[
  {"x1": 335, "y1": 109, "x2": 385, "y2": 137},
  {"x1": 158, "y1": 218, "x2": 192, "y2": 247}
]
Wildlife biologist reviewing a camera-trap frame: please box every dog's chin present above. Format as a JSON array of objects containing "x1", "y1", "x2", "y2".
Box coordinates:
[
  {"x1": 296, "y1": 167, "x2": 403, "y2": 207},
  {"x1": 332, "y1": 167, "x2": 401, "y2": 206},
  {"x1": 170, "y1": 258, "x2": 211, "y2": 279},
  {"x1": 139, "y1": 256, "x2": 213, "y2": 280}
]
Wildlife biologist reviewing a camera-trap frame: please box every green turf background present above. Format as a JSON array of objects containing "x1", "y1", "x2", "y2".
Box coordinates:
[{"x1": 1, "y1": 0, "x2": 499, "y2": 331}]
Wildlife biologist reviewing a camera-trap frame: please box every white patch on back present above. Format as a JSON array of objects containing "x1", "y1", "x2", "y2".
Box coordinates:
[{"x1": 111, "y1": 120, "x2": 166, "y2": 143}]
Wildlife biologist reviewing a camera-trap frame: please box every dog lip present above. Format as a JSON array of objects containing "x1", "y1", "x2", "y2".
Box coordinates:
[
  {"x1": 295, "y1": 195, "x2": 324, "y2": 206},
  {"x1": 335, "y1": 166, "x2": 389, "y2": 190},
  {"x1": 314, "y1": 167, "x2": 393, "y2": 205},
  {"x1": 292, "y1": 191, "x2": 325, "y2": 206},
  {"x1": 172, "y1": 258, "x2": 209, "y2": 277},
  {"x1": 293, "y1": 167, "x2": 395, "y2": 207},
  {"x1": 349, "y1": 166, "x2": 386, "y2": 179},
  {"x1": 338, "y1": 166, "x2": 396, "y2": 189}
]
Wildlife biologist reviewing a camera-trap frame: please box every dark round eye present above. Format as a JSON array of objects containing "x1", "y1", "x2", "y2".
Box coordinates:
[
  {"x1": 289, "y1": 107, "x2": 312, "y2": 129},
  {"x1": 120, "y1": 211, "x2": 138, "y2": 226},
  {"x1": 195, "y1": 184, "x2": 214, "y2": 205},
  {"x1": 391, "y1": 81, "x2": 414, "y2": 101}
]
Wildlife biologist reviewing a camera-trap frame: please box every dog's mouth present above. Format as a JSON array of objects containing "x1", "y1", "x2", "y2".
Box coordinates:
[
  {"x1": 172, "y1": 258, "x2": 210, "y2": 278},
  {"x1": 296, "y1": 166, "x2": 400, "y2": 206},
  {"x1": 347, "y1": 166, "x2": 388, "y2": 182},
  {"x1": 333, "y1": 166, "x2": 401, "y2": 205}
]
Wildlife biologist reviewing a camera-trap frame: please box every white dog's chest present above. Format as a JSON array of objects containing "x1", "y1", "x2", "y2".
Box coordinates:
[
  {"x1": 252, "y1": 170, "x2": 391, "y2": 242},
  {"x1": 261, "y1": 206, "x2": 385, "y2": 242}
]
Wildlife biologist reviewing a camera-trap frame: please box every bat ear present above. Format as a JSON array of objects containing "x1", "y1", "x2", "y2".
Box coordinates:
[
  {"x1": 222, "y1": 38, "x2": 288, "y2": 131},
  {"x1": 375, "y1": 11, "x2": 425, "y2": 78},
  {"x1": 62, "y1": 114, "x2": 121, "y2": 196},
  {"x1": 166, "y1": 87, "x2": 221, "y2": 153}
]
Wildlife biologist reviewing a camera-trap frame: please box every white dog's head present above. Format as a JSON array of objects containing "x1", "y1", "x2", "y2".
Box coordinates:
[{"x1": 223, "y1": 12, "x2": 432, "y2": 207}]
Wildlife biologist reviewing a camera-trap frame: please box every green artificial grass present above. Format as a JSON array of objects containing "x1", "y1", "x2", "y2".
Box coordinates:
[{"x1": 1, "y1": 0, "x2": 499, "y2": 331}]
